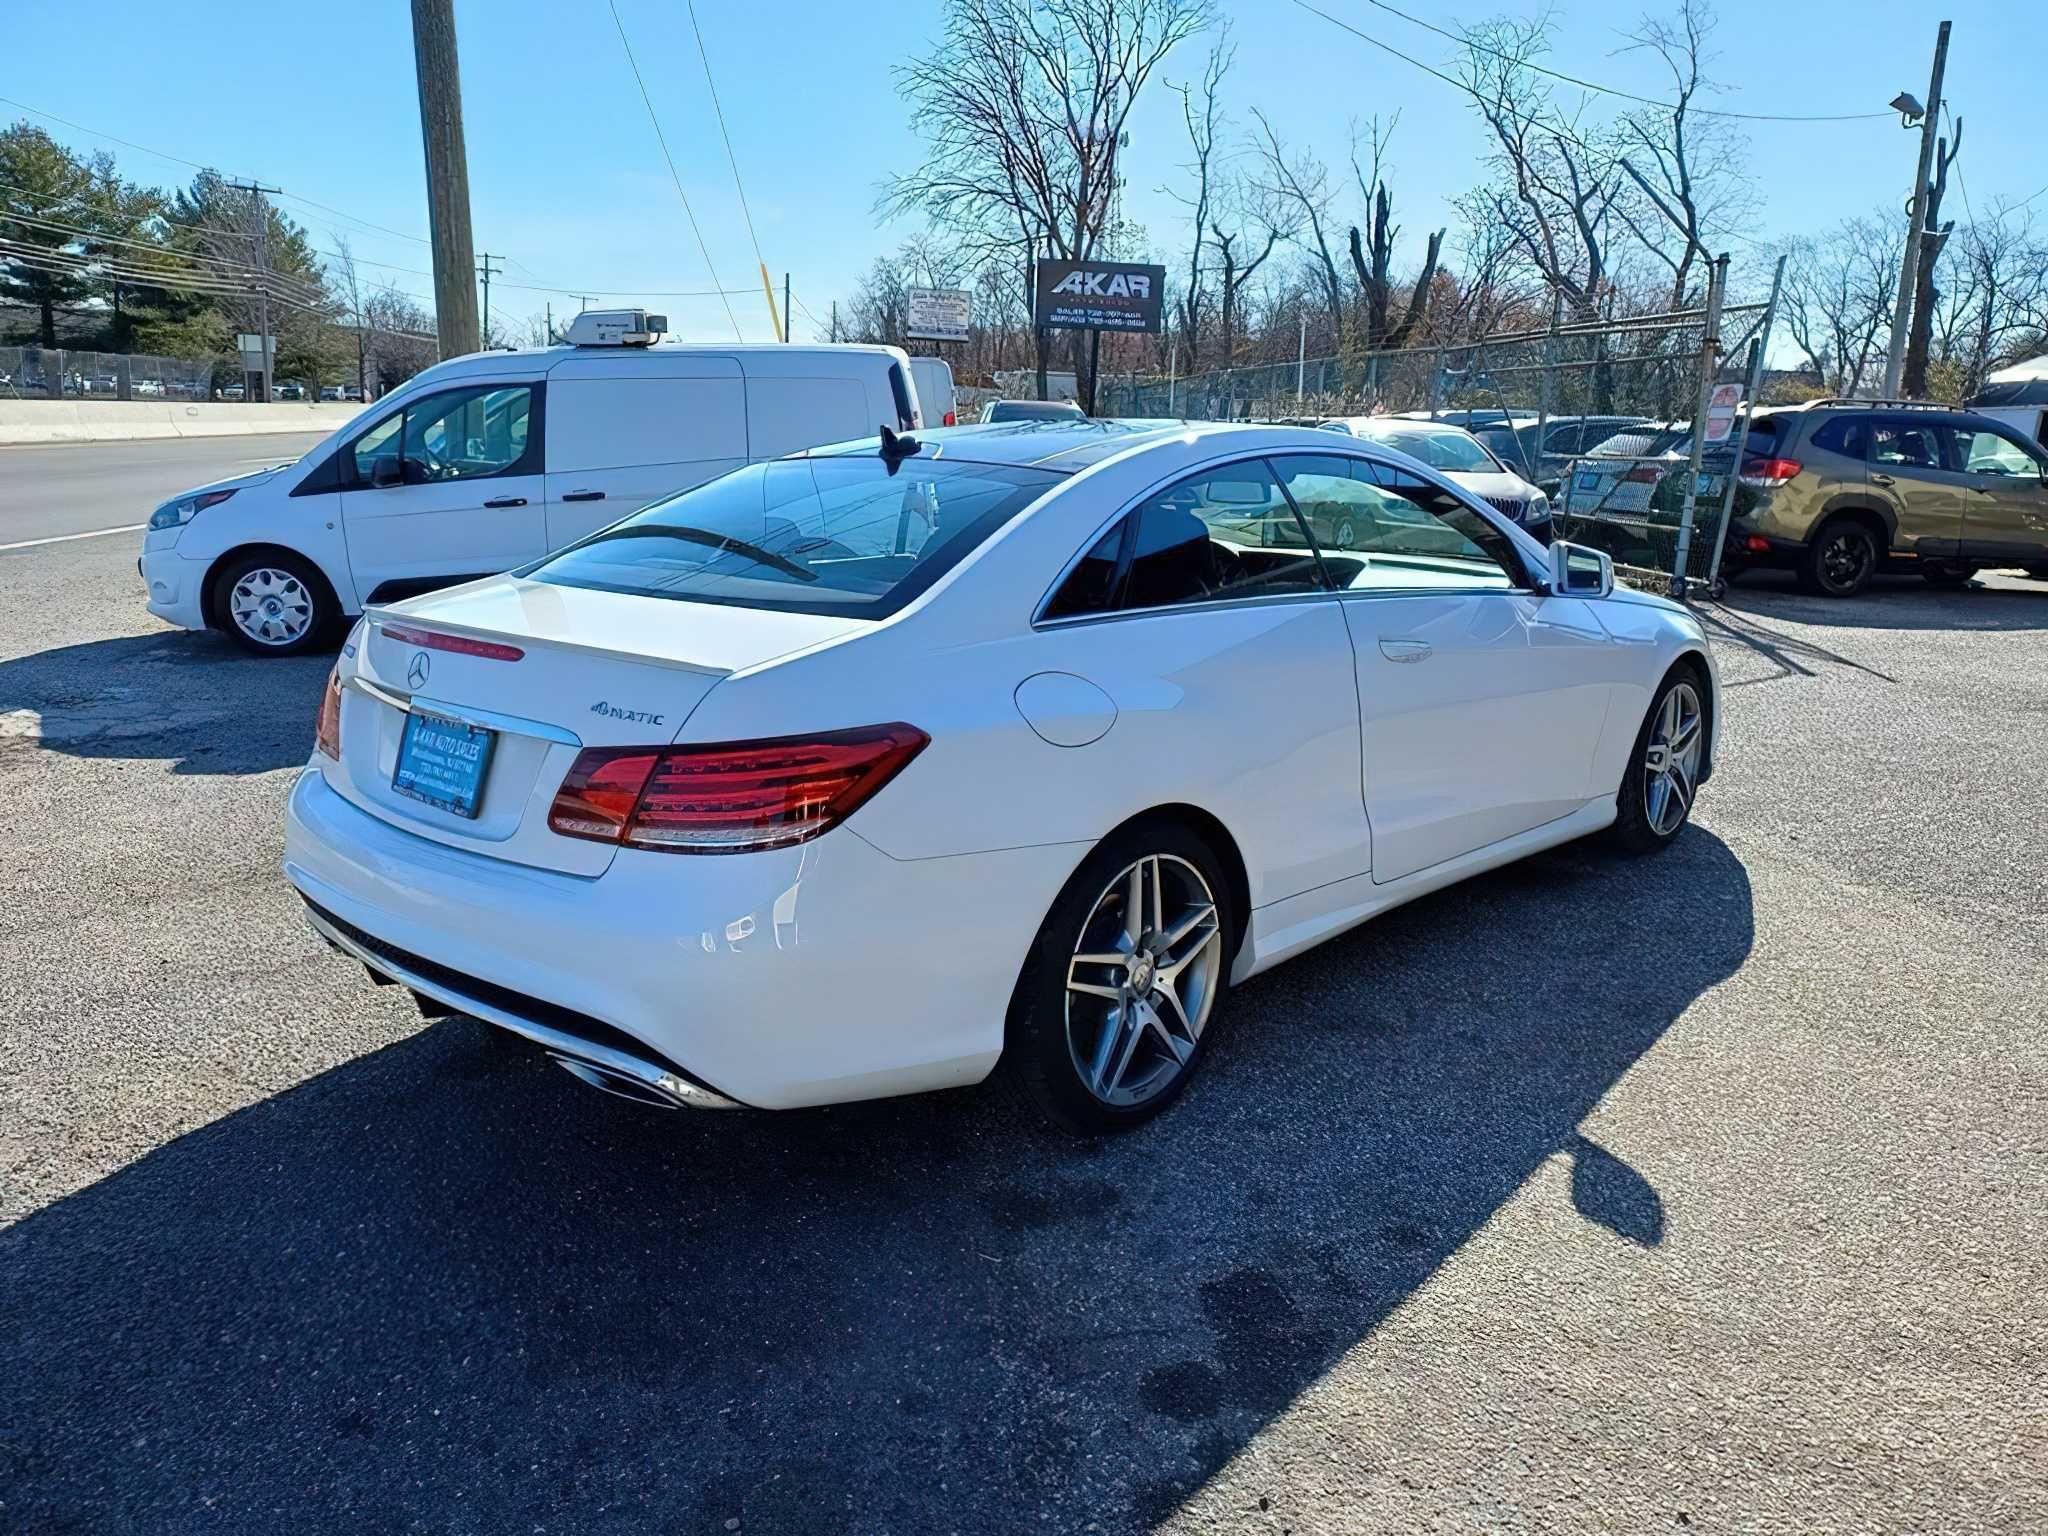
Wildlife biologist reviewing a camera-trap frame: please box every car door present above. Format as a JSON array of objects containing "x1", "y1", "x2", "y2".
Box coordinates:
[
  {"x1": 1031, "y1": 458, "x2": 1373, "y2": 905},
  {"x1": 1953, "y1": 421, "x2": 2048, "y2": 565},
  {"x1": 1865, "y1": 416, "x2": 1970, "y2": 559},
  {"x1": 1271, "y1": 454, "x2": 1614, "y2": 886},
  {"x1": 338, "y1": 380, "x2": 547, "y2": 603}
]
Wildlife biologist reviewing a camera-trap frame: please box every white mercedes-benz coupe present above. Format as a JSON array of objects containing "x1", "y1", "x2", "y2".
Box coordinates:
[{"x1": 284, "y1": 420, "x2": 1719, "y2": 1132}]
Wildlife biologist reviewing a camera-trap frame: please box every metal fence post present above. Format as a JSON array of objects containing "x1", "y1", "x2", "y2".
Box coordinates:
[
  {"x1": 1669, "y1": 254, "x2": 1729, "y2": 601},
  {"x1": 1703, "y1": 253, "x2": 1787, "y2": 598}
]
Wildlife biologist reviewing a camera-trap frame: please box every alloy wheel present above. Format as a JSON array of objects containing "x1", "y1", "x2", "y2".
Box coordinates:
[
  {"x1": 1063, "y1": 853, "x2": 1224, "y2": 1109},
  {"x1": 1819, "y1": 529, "x2": 1872, "y2": 593},
  {"x1": 1642, "y1": 681, "x2": 1703, "y2": 838},
  {"x1": 229, "y1": 567, "x2": 314, "y2": 646}
]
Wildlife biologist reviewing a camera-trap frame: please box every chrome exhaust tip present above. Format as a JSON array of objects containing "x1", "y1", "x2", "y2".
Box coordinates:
[{"x1": 548, "y1": 1053, "x2": 687, "y2": 1110}]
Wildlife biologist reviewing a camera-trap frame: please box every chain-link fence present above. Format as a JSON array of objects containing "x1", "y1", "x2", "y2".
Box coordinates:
[
  {"x1": 0, "y1": 346, "x2": 218, "y2": 401},
  {"x1": 1099, "y1": 257, "x2": 1785, "y2": 599}
]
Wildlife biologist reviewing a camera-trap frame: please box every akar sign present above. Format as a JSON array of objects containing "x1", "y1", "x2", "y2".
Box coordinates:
[{"x1": 1035, "y1": 259, "x2": 1167, "y2": 334}]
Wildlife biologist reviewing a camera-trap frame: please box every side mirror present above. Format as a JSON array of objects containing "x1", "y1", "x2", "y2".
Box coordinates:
[
  {"x1": 370, "y1": 456, "x2": 403, "y2": 490},
  {"x1": 1549, "y1": 540, "x2": 1614, "y2": 598}
]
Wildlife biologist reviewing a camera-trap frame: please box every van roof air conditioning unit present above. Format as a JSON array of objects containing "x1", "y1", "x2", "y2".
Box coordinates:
[{"x1": 563, "y1": 308, "x2": 669, "y2": 347}]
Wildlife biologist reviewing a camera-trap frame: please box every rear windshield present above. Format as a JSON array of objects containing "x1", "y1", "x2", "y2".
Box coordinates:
[
  {"x1": 528, "y1": 454, "x2": 1065, "y2": 618},
  {"x1": 1587, "y1": 425, "x2": 1688, "y2": 458},
  {"x1": 1371, "y1": 427, "x2": 1500, "y2": 474}
]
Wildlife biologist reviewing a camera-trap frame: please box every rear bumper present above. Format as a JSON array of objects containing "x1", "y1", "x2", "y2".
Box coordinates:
[
  {"x1": 1721, "y1": 521, "x2": 1804, "y2": 572},
  {"x1": 282, "y1": 765, "x2": 1086, "y2": 1110}
]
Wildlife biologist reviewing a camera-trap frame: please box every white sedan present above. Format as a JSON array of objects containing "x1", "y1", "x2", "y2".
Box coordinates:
[{"x1": 285, "y1": 421, "x2": 1718, "y2": 1132}]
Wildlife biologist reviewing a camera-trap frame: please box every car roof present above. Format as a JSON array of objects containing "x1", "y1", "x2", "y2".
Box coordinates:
[{"x1": 806, "y1": 419, "x2": 1380, "y2": 474}]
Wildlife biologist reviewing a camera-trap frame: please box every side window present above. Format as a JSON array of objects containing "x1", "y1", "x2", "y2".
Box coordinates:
[
  {"x1": 1960, "y1": 426, "x2": 2042, "y2": 477},
  {"x1": 1042, "y1": 523, "x2": 1126, "y2": 619},
  {"x1": 1118, "y1": 461, "x2": 1326, "y2": 613},
  {"x1": 1870, "y1": 419, "x2": 1946, "y2": 471},
  {"x1": 1274, "y1": 454, "x2": 1520, "y2": 591},
  {"x1": 351, "y1": 409, "x2": 404, "y2": 485},
  {"x1": 400, "y1": 385, "x2": 535, "y2": 483},
  {"x1": 1807, "y1": 417, "x2": 1868, "y2": 460}
]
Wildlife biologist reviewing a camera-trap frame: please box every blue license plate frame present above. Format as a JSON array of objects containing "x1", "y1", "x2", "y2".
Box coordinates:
[{"x1": 392, "y1": 711, "x2": 496, "y2": 819}]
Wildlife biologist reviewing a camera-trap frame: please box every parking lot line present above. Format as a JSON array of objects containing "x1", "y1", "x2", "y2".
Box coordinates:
[{"x1": 0, "y1": 522, "x2": 146, "y2": 552}]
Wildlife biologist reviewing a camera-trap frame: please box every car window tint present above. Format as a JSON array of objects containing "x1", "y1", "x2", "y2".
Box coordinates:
[
  {"x1": 1275, "y1": 455, "x2": 1520, "y2": 592},
  {"x1": 1116, "y1": 461, "x2": 1325, "y2": 613},
  {"x1": 1870, "y1": 419, "x2": 1946, "y2": 470},
  {"x1": 1807, "y1": 416, "x2": 1868, "y2": 459},
  {"x1": 400, "y1": 385, "x2": 533, "y2": 483},
  {"x1": 1961, "y1": 427, "x2": 2041, "y2": 476},
  {"x1": 351, "y1": 409, "x2": 403, "y2": 484},
  {"x1": 1042, "y1": 523, "x2": 1126, "y2": 618}
]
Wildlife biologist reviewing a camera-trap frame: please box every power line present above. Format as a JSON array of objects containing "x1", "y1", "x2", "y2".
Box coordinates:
[
  {"x1": 606, "y1": 0, "x2": 742, "y2": 340},
  {"x1": 1349, "y1": 0, "x2": 1892, "y2": 124},
  {"x1": 684, "y1": 0, "x2": 772, "y2": 323}
]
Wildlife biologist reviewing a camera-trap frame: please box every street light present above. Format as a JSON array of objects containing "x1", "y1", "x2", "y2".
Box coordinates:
[{"x1": 1889, "y1": 91, "x2": 1925, "y2": 126}]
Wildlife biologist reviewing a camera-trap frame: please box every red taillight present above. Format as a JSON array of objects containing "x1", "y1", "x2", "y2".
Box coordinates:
[
  {"x1": 943, "y1": 410, "x2": 957, "y2": 426},
  {"x1": 548, "y1": 724, "x2": 929, "y2": 854},
  {"x1": 381, "y1": 622, "x2": 525, "y2": 662},
  {"x1": 1743, "y1": 534, "x2": 1772, "y2": 553},
  {"x1": 1624, "y1": 464, "x2": 1663, "y2": 484},
  {"x1": 1740, "y1": 457, "x2": 1802, "y2": 489},
  {"x1": 315, "y1": 664, "x2": 343, "y2": 759}
]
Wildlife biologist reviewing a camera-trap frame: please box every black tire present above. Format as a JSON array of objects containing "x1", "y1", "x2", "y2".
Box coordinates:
[
  {"x1": 1607, "y1": 666, "x2": 1708, "y2": 856},
  {"x1": 1005, "y1": 819, "x2": 1237, "y2": 1134},
  {"x1": 1796, "y1": 518, "x2": 1880, "y2": 597},
  {"x1": 1922, "y1": 565, "x2": 1978, "y2": 588},
  {"x1": 210, "y1": 550, "x2": 335, "y2": 657}
]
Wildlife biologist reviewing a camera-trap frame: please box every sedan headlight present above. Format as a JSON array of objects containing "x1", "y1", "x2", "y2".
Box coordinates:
[
  {"x1": 1524, "y1": 490, "x2": 1550, "y2": 521},
  {"x1": 148, "y1": 487, "x2": 237, "y2": 531}
]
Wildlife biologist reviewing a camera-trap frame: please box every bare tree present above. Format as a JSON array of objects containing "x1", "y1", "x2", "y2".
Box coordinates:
[
  {"x1": 1456, "y1": 13, "x2": 1622, "y2": 322},
  {"x1": 1164, "y1": 28, "x2": 1231, "y2": 375},
  {"x1": 1901, "y1": 119, "x2": 1962, "y2": 399},
  {"x1": 1345, "y1": 115, "x2": 1444, "y2": 352},
  {"x1": 1953, "y1": 204, "x2": 2048, "y2": 395},
  {"x1": 1248, "y1": 109, "x2": 1346, "y2": 353},
  {"x1": 1207, "y1": 170, "x2": 1290, "y2": 373},
  {"x1": 1612, "y1": 0, "x2": 1749, "y2": 309},
  {"x1": 884, "y1": 0, "x2": 1211, "y2": 409},
  {"x1": 1771, "y1": 214, "x2": 1903, "y2": 396}
]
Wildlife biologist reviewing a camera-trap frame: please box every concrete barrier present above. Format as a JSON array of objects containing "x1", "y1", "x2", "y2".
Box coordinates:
[{"x1": 0, "y1": 400, "x2": 366, "y2": 448}]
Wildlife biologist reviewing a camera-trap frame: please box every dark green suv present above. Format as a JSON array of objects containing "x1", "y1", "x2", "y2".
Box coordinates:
[{"x1": 1722, "y1": 400, "x2": 2048, "y2": 596}]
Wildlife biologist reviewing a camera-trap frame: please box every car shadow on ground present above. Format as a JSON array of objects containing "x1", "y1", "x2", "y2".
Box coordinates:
[
  {"x1": 1, "y1": 829, "x2": 1754, "y2": 1533},
  {"x1": 0, "y1": 630, "x2": 330, "y2": 776},
  {"x1": 1720, "y1": 568, "x2": 2048, "y2": 632}
]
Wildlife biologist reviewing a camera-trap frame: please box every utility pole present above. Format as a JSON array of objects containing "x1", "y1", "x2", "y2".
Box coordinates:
[
  {"x1": 411, "y1": 0, "x2": 480, "y2": 357},
  {"x1": 829, "y1": 300, "x2": 837, "y2": 343},
  {"x1": 225, "y1": 179, "x2": 281, "y2": 401},
  {"x1": 1883, "y1": 18, "x2": 1951, "y2": 399},
  {"x1": 571, "y1": 293, "x2": 593, "y2": 313},
  {"x1": 784, "y1": 273, "x2": 792, "y2": 343},
  {"x1": 477, "y1": 252, "x2": 501, "y2": 345},
  {"x1": 545, "y1": 300, "x2": 554, "y2": 345}
]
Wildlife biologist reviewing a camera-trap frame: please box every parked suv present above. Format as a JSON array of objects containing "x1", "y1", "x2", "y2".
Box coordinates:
[{"x1": 1723, "y1": 400, "x2": 2048, "y2": 596}]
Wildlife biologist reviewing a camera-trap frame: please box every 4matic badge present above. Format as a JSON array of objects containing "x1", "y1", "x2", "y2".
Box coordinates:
[{"x1": 589, "y1": 701, "x2": 665, "y2": 726}]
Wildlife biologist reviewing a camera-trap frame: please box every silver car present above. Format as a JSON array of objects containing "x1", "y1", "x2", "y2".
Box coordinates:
[{"x1": 1317, "y1": 417, "x2": 1553, "y2": 538}]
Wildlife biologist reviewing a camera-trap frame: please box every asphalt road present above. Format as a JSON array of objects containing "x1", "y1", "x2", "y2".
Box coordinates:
[
  {"x1": 1, "y1": 526, "x2": 2043, "y2": 1533},
  {"x1": 0, "y1": 433, "x2": 335, "y2": 547}
]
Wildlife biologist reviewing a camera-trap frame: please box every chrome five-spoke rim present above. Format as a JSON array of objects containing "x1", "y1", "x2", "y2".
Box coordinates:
[
  {"x1": 229, "y1": 568, "x2": 314, "y2": 646},
  {"x1": 1065, "y1": 854, "x2": 1224, "y2": 1109},
  {"x1": 1643, "y1": 681, "x2": 1703, "y2": 837}
]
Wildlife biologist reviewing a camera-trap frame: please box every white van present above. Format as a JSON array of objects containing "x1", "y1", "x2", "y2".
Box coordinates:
[
  {"x1": 909, "y1": 356, "x2": 957, "y2": 427},
  {"x1": 139, "y1": 311, "x2": 922, "y2": 654}
]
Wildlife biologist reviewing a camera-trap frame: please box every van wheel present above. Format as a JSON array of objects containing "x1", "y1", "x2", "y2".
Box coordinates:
[
  {"x1": 1797, "y1": 519, "x2": 1879, "y2": 597},
  {"x1": 211, "y1": 552, "x2": 333, "y2": 656}
]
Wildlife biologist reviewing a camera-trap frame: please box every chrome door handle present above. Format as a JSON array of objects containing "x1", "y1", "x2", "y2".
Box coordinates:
[
  {"x1": 1870, "y1": 473, "x2": 1897, "y2": 487},
  {"x1": 483, "y1": 496, "x2": 527, "y2": 508},
  {"x1": 1379, "y1": 638, "x2": 1433, "y2": 664}
]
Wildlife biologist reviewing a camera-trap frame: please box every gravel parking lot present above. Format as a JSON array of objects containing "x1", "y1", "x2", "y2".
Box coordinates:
[{"x1": 2, "y1": 507, "x2": 2043, "y2": 1531}]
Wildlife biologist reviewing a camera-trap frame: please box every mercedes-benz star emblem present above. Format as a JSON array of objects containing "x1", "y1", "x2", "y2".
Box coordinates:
[{"x1": 406, "y1": 651, "x2": 431, "y2": 690}]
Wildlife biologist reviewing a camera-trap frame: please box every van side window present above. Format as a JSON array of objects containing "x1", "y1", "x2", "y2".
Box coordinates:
[{"x1": 351, "y1": 384, "x2": 539, "y2": 487}]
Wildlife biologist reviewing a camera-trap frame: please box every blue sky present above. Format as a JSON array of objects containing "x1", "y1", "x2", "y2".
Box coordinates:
[{"x1": 7, "y1": 1, "x2": 2044, "y2": 343}]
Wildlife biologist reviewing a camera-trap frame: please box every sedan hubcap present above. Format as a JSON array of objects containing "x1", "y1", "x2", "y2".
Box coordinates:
[
  {"x1": 1643, "y1": 681, "x2": 1703, "y2": 837},
  {"x1": 1065, "y1": 854, "x2": 1223, "y2": 1109},
  {"x1": 229, "y1": 568, "x2": 313, "y2": 646}
]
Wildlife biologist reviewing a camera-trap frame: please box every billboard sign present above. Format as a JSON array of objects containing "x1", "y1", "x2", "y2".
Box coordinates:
[
  {"x1": 1034, "y1": 259, "x2": 1166, "y2": 333},
  {"x1": 906, "y1": 286, "x2": 972, "y2": 343}
]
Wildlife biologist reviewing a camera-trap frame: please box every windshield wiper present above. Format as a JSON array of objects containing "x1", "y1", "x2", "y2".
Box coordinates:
[{"x1": 578, "y1": 523, "x2": 818, "y2": 581}]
